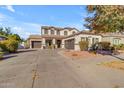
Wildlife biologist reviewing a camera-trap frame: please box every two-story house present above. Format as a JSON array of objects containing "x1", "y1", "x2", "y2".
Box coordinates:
[
  {"x1": 28, "y1": 26, "x2": 124, "y2": 51},
  {"x1": 28, "y1": 26, "x2": 79, "y2": 49}
]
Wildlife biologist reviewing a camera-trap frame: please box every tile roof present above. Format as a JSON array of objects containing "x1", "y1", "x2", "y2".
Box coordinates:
[
  {"x1": 101, "y1": 33, "x2": 124, "y2": 38},
  {"x1": 64, "y1": 30, "x2": 101, "y2": 38},
  {"x1": 41, "y1": 26, "x2": 79, "y2": 31},
  {"x1": 28, "y1": 35, "x2": 42, "y2": 39},
  {"x1": 41, "y1": 35, "x2": 65, "y2": 39}
]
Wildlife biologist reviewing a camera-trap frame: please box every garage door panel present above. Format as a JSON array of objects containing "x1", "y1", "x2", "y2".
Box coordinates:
[
  {"x1": 32, "y1": 41, "x2": 41, "y2": 48},
  {"x1": 65, "y1": 39, "x2": 75, "y2": 49}
]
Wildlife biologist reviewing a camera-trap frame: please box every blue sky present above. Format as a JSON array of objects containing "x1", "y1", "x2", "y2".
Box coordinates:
[{"x1": 0, "y1": 5, "x2": 88, "y2": 39}]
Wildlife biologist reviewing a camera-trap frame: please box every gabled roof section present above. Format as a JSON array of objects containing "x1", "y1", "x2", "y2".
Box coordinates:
[
  {"x1": 28, "y1": 35, "x2": 41, "y2": 39},
  {"x1": 100, "y1": 33, "x2": 124, "y2": 38},
  {"x1": 41, "y1": 26, "x2": 79, "y2": 31},
  {"x1": 41, "y1": 34, "x2": 65, "y2": 39},
  {"x1": 64, "y1": 30, "x2": 102, "y2": 39},
  {"x1": 42, "y1": 26, "x2": 63, "y2": 30},
  {"x1": 63, "y1": 27, "x2": 80, "y2": 31}
]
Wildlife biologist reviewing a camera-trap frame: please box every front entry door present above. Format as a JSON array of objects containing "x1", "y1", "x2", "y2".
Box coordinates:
[
  {"x1": 57, "y1": 40, "x2": 61, "y2": 48},
  {"x1": 46, "y1": 40, "x2": 52, "y2": 48}
]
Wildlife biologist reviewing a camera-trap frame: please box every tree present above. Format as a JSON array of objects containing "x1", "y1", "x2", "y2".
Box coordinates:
[
  {"x1": 0, "y1": 27, "x2": 22, "y2": 42},
  {"x1": 0, "y1": 27, "x2": 22, "y2": 53},
  {"x1": 0, "y1": 27, "x2": 12, "y2": 36},
  {"x1": 0, "y1": 27, "x2": 6, "y2": 35},
  {"x1": 4, "y1": 27, "x2": 12, "y2": 36},
  {"x1": 8, "y1": 34, "x2": 22, "y2": 42},
  {"x1": 84, "y1": 5, "x2": 124, "y2": 33}
]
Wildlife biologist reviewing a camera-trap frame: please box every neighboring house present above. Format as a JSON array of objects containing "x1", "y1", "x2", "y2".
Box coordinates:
[
  {"x1": 101, "y1": 33, "x2": 124, "y2": 46},
  {"x1": 62, "y1": 31, "x2": 102, "y2": 50},
  {"x1": 28, "y1": 26, "x2": 79, "y2": 49}
]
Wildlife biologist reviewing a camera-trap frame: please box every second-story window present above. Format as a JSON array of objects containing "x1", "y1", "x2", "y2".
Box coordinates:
[
  {"x1": 44, "y1": 30, "x2": 48, "y2": 34},
  {"x1": 51, "y1": 30, "x2": 55, "y2": 35},
  {"x1": 72, "y1": 31, "x2": 75, "y2": 34},
  {"x1": 57, "y1": 30, "x2": 60, "y2": 35},
  {"x1": 64, "y1": 31, "x2": 68, "y2": 36}
]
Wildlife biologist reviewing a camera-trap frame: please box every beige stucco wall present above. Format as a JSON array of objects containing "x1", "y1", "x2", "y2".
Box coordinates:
[
  {"x1": 60, "y1": 29, "x2": 78, "y2": 36},
  {"x1": 41, "y1": 28, "x2": 78, "y2": 36},
  {"x1": 62, "y1": 34, "x2": 102, "y2": 51},
  {"x1": 28, "y1": 38, "x2": 42, "y2": 48},
  {"x1": 102, "y1": 36, "x2": 124, "y2": 45}
]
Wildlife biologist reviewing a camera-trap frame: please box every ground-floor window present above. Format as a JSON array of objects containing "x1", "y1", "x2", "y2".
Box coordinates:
[
  {"x1": 45, "y1": 40, "x2": 52, "y2": 47},
  {"x1": 113, "y1": 38, "x2": 121, "y2": 45},
  {"x1": 92, "y1": 38, "x2": 99, "y2": 44},
  {"x1": 81, "y1": 37, "x2": 89, "y2": 42}
]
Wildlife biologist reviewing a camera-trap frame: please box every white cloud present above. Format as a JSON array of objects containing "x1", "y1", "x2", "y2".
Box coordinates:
[
  {"x1": 23, "y1": 22, "x2": 41, "y2": 28},
  {"x1": 0, "y1": 13, "x2": 14, "y2": 23},
  {"x1": 0, "y1": 12, "x2": 41, "y2": 39},
  {"x1": 12, "y1": 26, "x2": 31, "y2": 39},
  {"x1": 12, "y1": 26, "x2": 23, "y2": 33},
  {"x1": 79, "y1": 6, "x2": 84, "y2": 9},
  {"x1": 49, "y1": 16, "x2": 56, "y2": 21},
  {"x1": 5, "y1": 5, "x2": 15, "y2": 13},
  {"x1": 0, "y1": 13, "x2": 6, "y2": 21},
  {"x1": 11, "y1": 23, "x2": 41, "y2": 39}
]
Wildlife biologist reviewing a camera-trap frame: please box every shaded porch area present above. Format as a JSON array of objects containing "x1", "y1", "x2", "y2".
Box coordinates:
[{"x1": 41, "y1": 35, "x2": 64, "y2": 49}]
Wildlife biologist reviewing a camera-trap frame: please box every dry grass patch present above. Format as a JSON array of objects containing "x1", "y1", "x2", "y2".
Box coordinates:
[
  {"x1": 63, "y1": 50, "x2": 102, "y2": 59},
  {"x1": 98, "y1": 61, "x2": 124, "y2": 70}
]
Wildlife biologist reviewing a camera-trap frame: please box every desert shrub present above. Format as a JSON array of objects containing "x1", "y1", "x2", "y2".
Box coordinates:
[
  {"x1": 0, "y1": 47, "x2": 3, "y2": 52},
  {"x1": 120, "y1": 44, "x2": 124, "y2": 50},
  {"x1": 0, "y1": 41, "x2": 8, "y2": 52},
  {"x1": 98, "y1": 41, "x2": 111, "y2": 50},
  {"x1": 72, "y1": 53, "x2": 78, "y2": 56},
  {"x1": 79, "y1": 41, "x2": 88, "y2": 51},
  {"x1": 114, "y1": 44, "x2": 124, "y2": 50},
  {"x1": 0, "y1": 39, "x2": 19, "y2": 53}
]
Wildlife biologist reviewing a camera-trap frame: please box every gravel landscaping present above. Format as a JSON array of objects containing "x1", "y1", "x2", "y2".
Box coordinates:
[
  {"x1": 59, "y1": 50, "x2": 102, "y2": 60},
  {"x1": 98, "y1": 61, "x2": 124, "y2": 70}
]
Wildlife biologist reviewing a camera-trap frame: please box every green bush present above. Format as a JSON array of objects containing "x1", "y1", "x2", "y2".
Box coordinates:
[
  {"x1": 79, "y1": 41, "x2": 89, "y2": 51},
  {"x1": 0, "y1": 42, "x2": 7, "y2": 52},
  {"x1": 24, "y1": 42, "x2": 30, "y2": 49},
  {"x1": 0, "y1": 52, "x2": 4, "y2": 59},
  {"x1": 0, "y1": 39, "x2": 19, "y2": 53},
  {"x1": 114, "y1": 44, "x2": 124, "y2": 50}
]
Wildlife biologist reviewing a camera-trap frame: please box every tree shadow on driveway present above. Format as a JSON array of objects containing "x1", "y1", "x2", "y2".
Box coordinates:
[
  {"x1": 16, "y1": 49, "x2": 37, "y2": 54},
  {"x1": 1, "y1": 49, "x2": 37, "y2": 61},
  {"x1": 2, "y1": 55, "x2": 17, "y2": 60}
]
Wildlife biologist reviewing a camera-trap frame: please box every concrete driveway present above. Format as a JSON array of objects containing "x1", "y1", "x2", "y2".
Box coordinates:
[{"x1": 0, "y1": 49, "x2": 124, "y2": 88}]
